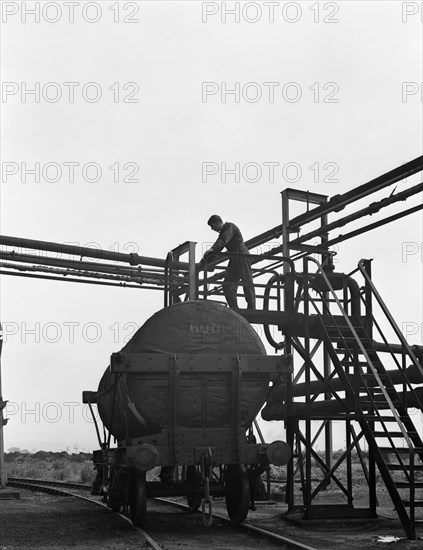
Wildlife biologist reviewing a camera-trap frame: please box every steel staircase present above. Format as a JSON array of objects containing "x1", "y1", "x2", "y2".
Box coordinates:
[{"x1": 306, "y1": 258, "x2": 423, "y2": 539}]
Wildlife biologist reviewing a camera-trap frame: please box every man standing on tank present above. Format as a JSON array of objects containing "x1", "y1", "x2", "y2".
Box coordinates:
[{"x1": 202, "y1": 215, "x2": 256, "y2": 310}]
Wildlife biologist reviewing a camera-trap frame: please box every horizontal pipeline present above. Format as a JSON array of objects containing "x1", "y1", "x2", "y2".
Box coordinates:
[
  {"x1": 262, "y1": 386, "x2": 423, "y2": 420},
  {"x1": 0, "y1": 235, "x2": 188, "y2": 269}
]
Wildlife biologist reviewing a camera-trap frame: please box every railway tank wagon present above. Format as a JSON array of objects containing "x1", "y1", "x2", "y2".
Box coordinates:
[{"x1": 83, "y1": 300, "x2": 292, "y2": 526}]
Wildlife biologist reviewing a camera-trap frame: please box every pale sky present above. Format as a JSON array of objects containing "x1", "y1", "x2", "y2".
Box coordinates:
[{"x1": 0, "y1": 0, "x2": 422, "y2": 451}]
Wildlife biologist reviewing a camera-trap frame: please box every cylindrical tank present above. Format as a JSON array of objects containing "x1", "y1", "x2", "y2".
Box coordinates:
[{"x1": 97, "y1": 301, "x2": 268, "y2": 441}]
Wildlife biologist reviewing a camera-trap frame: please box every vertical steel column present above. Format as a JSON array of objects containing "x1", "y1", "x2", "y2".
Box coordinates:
[
  {"x1": 343, "y1": 278, "x2": 354, "y2": 504},
  {"x1": 169, "y1": 355, "x2": 179, "y2": 465},
  {"x1": 281, "y1": 191, "x2": 295, "y2": 511},
  {"x1": 321, "y1": 210, "x2": 333, "y2": 487},
  {"x1": 362, "y1": 259, "x2": 373, "y2": 340},
  {"x1": 187, "y1": 241, "x2": 197, "y2": 300},
  {"x1": 0, "y1": 323, "x2": 6, "y2": 489},
  {"x1": 302, "y1": 257, "x2": 312, "y2": 514},
  {"x1": 164, "y1": 252, "x2": 173, "y2": 307},
  {"x1": 169, "y1": 241, "x2": 197, "y2": 302},
  {"x1": 361, "y1": 260, "x2": 377, "y2": 513},
  {"x1": 282, "y1": 189, "x2": 331, "y2": 510}
]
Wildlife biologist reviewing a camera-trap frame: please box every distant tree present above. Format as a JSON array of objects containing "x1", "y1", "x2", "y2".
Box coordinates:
[{"x1": 7, "y1": 447, "x2": 21, "y2": 453}]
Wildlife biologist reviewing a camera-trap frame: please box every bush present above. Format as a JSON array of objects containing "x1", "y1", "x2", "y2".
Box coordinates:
[
  {"x1": 4, "y1": 452, "x2": 95, "y2": 484},
  {"x1": 79, "y1": 462, "x2": 95, "y2": 484}
]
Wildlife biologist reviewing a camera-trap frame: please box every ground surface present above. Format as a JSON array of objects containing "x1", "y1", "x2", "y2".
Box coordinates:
[
  {"x1": 212, "y1": 486, "x2": 423, "y2": 550},
  {"x1": 1, "y1": 487, "x2": 422, "y2": 549},
  {"x1": 0, "y1": 491, "x2": 147, "y2": 549}
]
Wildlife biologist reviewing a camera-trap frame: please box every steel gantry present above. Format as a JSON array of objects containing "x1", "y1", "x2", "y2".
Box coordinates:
[{"x1": 1, "y1": 155, "x2": 423, "y2": 537}]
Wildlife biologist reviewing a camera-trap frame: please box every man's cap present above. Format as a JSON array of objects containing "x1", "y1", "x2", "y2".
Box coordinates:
[{"x1": 207, "y1": 215, "x2": 222, "y2": 226}]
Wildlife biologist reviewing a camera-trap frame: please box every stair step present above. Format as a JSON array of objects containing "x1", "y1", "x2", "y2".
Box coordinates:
[
  {"x1": 360, "y1": 400, "x2": 390, "y2": 406},
  {"x1": 402, "y1": 500, "x2": 423, "y2": 507},
  {"x1": 325, "y1": 326, "x2": 367, "y2": 333},
  {"x1": 360, "y1": 372, "x2": 391, "y2": 379},
  {"x1": 359, "y1": 398, "x2": 403, "y2": 406},
  {"x1": 366, "y1": 416, "x2": 409, "y2": 422},
  {"x1": 379, "y1": 447, "x2": 423, "y2": 454},
  {"x1": 387, "y1": 464, "x2": 423, "y2": 471},
  {"x1": 373, "y1": 432, "x2": 408, "y2": 438},
  {"x1": 331, "y1": 334, "x2": 370, "y2": 340},
  {"x1": 395, "y1": 482, "x2": 423, "y2": 488},
  {"x1": 336, "y1": 351, "x2": 380, "y2": 361},
  {"x1": 327, "y1": 324, "x2": 367, "y2": 331},
  {"x1": 340, "y1": 362, "x2": 370, "y2": 367},
  {"x1": 356, "y1": 384, "x2": 388, "y2": 390},
  {"x1": 335, "y1": 346, "x2": 376, "y2": 355},
  {"x1": 358, "y1": 392, "x2": 394, "y2": 398}
]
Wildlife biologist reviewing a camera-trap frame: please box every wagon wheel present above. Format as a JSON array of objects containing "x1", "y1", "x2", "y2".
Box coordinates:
[
  {"x1": 224, "y1": 464, "x2": 250, "y2": 524},
  {"x1": 130, "y1": 471, "x2": 147, "y2": 528},
  {"x1": 186, "y1": 465, "x2": 202, "y2": 513}
]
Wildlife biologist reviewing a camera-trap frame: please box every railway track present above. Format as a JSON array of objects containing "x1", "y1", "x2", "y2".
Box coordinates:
[
  {"x1": 7, "y1": 477, "x2": 319, "y2": 550},
  {"x1": 8, "y1": 476, "x2": 92, "y2": 494}
]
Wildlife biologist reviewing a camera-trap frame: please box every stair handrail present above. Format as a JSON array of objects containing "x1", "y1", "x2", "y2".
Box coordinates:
[
  {"x1": 357, "y1": 259, "x2": 423, "y2": 380},
  {"x1": 305, "y1": 256, "x2": 414, "y2": 449}
]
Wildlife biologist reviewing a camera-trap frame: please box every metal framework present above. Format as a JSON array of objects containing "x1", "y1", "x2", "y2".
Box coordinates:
[{"x1": 1, "y1": 155, "x2": 423, "y2": 536}]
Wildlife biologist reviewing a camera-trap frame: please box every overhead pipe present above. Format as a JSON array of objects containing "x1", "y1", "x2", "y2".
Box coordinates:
[
  {"x1": 290, "y1": 181, "x2": 423, "y2": 247},
  {"x1": 373, "y1": 341, "x2": 423, "y2": 361},
  {"x1": 265, "y1": 364, "x2": 423, "y2": 404},
  {"x1": 325, "y1": 204, "x2": 423, "y2": 248},
  {"x1": 0, "y1": 235, "x2": 188, "y2": 270},
  {"x1": 288, "y1": 155, "x2": 423, "y2": 230},
  {"x1": 291, "y1": 364, "x2": 423, "y2": 399},
  {"x1": 262, "y1": 386, "x2": 423, "y2": 420},
  {"x1": 242, "y1": 155, "x2": 423, "y2": 251},
  {"x1": 254, "y1": 205, "x2": 423, "y2": 259},
  {"x1": 0, "y1": 269, "x2": 150, "y2": 289},
  {"x1": 0, "y1": 251, "x2": 151, "y2": 278},
  {"x1": 0, "y1": 250, "x2": 186, "y2": 285},
  {"x1": 0, "y1": 262, "x2": 148, "y2": 285}
]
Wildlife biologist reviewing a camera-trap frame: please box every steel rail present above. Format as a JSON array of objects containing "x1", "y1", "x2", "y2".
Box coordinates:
[
  {"x1": 155, "y1": 497, "x2": 319, "y2": 550},
  {"x1": 7, "y1": 476, "x2": 91, "y2": 491},
  {"x1": 7, "y1": 477, "x2": 163, "y2": 550},
  {"x1": 198, "y1": 252, "x2": 295, "y2": 294},
  {"x1": 8, "y1": 477, "x2": 319, "y2": 550}
]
